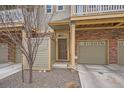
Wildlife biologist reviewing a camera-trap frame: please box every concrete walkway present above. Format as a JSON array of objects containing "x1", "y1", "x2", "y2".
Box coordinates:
[
  {"x1": 77, "y1": 64, "x2": 124, "y2": 88},
  {"x1": 0, "y1": 63, "x2": 21, "y2": 79}
]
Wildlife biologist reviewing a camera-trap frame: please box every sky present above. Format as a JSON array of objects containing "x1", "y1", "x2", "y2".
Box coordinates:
[{"x1": 0, "y1": 0, "x2": 124, "y2": 5}]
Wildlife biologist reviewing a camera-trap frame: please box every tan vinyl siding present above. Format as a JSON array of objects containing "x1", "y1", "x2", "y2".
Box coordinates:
[
  {"x1": 33, "y1": 37, "x2": 49, "y2": 70},
  {"x1": 38, "y1": 5, "x2": 70, "y2": 33},
  {"x1": 50, "y1": 39, "x2": 56, "y2": 64},
  {"x1": 23, "y1": 37, "x2": 50, "y2": 70},
  {"x1": 51, "y1": 5, "x2": 70, "y2": 21}
]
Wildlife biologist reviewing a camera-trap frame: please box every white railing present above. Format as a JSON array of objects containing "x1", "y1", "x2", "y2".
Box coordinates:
[
  {"x1": 75, "y1": 5, "x2": 124, "y2": 16},
  {"x1": 0, "y1": 9, "x2": 23, "y2": 23}
]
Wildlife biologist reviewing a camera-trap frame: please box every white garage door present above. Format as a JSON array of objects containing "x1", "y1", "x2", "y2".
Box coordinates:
[
  {"x1": 118, "y1": 40, "x2": 124, "y2": 65},
  {"x1": 0, "y1": 43, "x2": 8, "y2": 63},
  {"x1": 78, "y1": 40, "x2": 107, "y2": 64}
]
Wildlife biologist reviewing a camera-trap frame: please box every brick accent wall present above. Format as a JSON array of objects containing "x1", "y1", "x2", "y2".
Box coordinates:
[
  {"x1": 0, "y1": 31, "x2": 22, "y2": 63},
  {"x1": 109, "y1": 39, "x2": 118, "y2": 64},
  {"x1": 8, "y1": 43, "x2": 16, "y2": 63},
  {"x1": 75, "y1": 29, "x2": 124, "y2": 64},
  {"x1": 0, "y1": 35, "x2": 16, "y2": 63}
]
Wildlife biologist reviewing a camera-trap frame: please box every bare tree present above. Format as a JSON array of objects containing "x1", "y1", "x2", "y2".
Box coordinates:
[{"x1": 0, "y1": 5, "x2": 55, "y2": 83}]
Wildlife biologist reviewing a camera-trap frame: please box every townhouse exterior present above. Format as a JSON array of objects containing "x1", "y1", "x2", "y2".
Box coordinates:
[
  {"x1": 50, "y1": 5, "x2": 124, "y2": 69},
  {"x1": 0, "y1": 7, "x2": 22, "y2": 64},
  {"x1": 1, "y1": 5, "x2": 124, "y2": 71},
  {"x1": 0, "y1": 5, "x2": 71, "y2": 70}
]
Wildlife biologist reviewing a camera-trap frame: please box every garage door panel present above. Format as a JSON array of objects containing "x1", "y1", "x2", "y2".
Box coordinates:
[
  {"x1": 78, "y1": 41, "x2": 106, "y2": 64},
  {"x1": 119, "y1": 41, "x2": 124, "y2": 65},
  {"x1": 0, "y1": 43, "x2": 8, "y2": 63}
]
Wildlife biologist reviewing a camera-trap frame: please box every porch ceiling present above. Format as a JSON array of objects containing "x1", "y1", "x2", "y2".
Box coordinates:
[
  {"x1": 49, "y1": 24, "x2": 69, "y2": 31},
  {"x1": 49, "y1": 15, "x2": 124, "y2": 31},
  {"x1": 0, "y1": 26, "x2": 23, "y2": 32},
  {"x1": 71, "y1": 13, "x2": 124, "y2": 21},
  {"x1": 74, "y1": 17, "x2": 124, "y2": 30}
]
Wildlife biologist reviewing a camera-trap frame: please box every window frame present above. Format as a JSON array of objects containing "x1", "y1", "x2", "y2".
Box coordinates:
[
  {"x1": 57, "y1": 5, "x2": 64, "y2": 12},
  {"x1": 45, "y1": 5, "x2": 53, "y2": 14}
]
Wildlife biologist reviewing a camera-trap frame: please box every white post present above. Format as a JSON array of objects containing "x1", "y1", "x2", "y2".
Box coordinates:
[
  {"x1": 22, "y1": 31, "x2": 27, "y2": 69},
  {"x1": 70, "y1": 24, "x2": 76, "y2": 69},
  {"x1": 71, "y1": 5, "x2": 76, "y2": 16}
]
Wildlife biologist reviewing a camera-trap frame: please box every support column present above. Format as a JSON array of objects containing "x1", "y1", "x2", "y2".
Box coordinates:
[
  {"x1": 70, "y1": 24, "x2": 76, "y2": 69},
  {"x1": 22, "y1": 31, "x2": 27, "y2": 69}
]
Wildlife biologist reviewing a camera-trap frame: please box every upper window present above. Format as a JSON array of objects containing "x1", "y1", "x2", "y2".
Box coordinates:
[
  {"x1": 57, "y1": 5, "x2": 64, "y2": 11},
  {"x1": 46, "y1": 5, "x2": 52, "y2": 14}
]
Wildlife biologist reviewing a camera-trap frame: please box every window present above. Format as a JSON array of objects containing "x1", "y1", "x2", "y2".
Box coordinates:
[
  {"x1": 57, "y1": 5, "x2": 64, "y2": 11},
  {"x1": 46, "y1": 5, "x2": 52, "y2": 14},
  {"x1": 0, "y1": 5, "x2": 17, "y2": 11}
]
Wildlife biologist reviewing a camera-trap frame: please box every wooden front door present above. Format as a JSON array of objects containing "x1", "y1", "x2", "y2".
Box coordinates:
[{"x1": 58, "y1": 39, "x2": 67, "y2": 61}]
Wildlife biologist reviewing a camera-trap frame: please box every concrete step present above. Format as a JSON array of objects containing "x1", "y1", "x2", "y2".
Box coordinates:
[{"x1": 53, "y1": 63, "x2": 67, "y2": 68}]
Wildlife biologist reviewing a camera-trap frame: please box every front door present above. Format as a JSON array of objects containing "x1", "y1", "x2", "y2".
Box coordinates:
[{"x1": 58, "y1": 39, "x2": 67, "y2": 61}]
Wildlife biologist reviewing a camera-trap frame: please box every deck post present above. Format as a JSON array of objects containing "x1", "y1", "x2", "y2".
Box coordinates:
[
  {"x1": 22, "y1": 31, "x2": 26, "y2": 82},
  {"x1": 71, "y1": 5, "x2": 76, "y2": 17},
  {"x1": 22, "y1": 31, "x2": 26, "y2": 69}
]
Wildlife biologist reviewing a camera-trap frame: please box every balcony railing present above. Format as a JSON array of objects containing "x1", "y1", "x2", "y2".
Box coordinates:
[
  {"x1": 0, "y1": 9, "x2": 23, "y2": 23},
  {"x1": 75, "y1": 5, "x2": 124, "y2": 16}
]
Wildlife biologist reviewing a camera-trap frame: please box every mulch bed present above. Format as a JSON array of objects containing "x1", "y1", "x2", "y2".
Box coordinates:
[{"x1": 0, "y1": 68, "x2": 81, "y2": 88}]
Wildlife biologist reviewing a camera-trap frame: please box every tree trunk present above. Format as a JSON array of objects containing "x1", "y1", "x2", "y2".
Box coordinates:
[
  {"x1": 29, "y1": 66, "x2": 33, "y2": 83},
  {"x1": 22, "y1": 64, "x2": 24, "y2": 82}
]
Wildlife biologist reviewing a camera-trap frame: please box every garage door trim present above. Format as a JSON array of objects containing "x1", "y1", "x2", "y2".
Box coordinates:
[{"x1": 118, "y1": 39, "x2": 124, "y2": 65}]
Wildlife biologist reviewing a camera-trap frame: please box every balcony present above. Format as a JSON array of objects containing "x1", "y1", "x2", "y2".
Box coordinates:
[
  {"x1": 0, "y1": 9, "x2": 23, "y2": 23},
  {"x1": 74, "y1": 5, "x2": 124, "y2": 16},
  {"x1": 0, "y1": 9, "x2": 24, "y2": 29}
]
